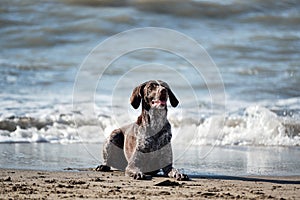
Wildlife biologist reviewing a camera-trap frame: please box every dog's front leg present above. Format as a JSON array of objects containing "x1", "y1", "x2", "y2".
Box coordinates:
[
  {"x1": 162, "y1": 164, "x2": 189, "y2": 181},
  {"x1": 125, "y1": 165, "x2": 145, "y2": 180},
  {"x1": 125, "y1": 153, "x2": 148, "y2": 180}
]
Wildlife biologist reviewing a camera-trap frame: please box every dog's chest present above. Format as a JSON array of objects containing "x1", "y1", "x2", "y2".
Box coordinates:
[
  {"x1": 148, "y1": 109, "x2": 167, "y2": 130},
  {"x1": 137, "y1": 122, "x2": 172, "y2": 153}
]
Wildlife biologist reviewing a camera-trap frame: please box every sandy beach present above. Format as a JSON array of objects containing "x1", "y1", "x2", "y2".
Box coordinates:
[{"x1": 0, "y1": 168, "x2": 299, "y2": 200}]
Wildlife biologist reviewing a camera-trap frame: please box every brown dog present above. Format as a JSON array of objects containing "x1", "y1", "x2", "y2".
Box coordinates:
[{"x1": 97, "y1": 80, "x2": 189, "y2": 180}]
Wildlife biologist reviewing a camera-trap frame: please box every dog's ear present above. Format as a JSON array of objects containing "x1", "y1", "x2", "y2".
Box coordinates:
[
  {"x1": 130, "y1": 82, "x2": 146, "y2": 109},
  {"x1": 168, "y1": 88, "x2": 179, "y2": 108},
  {"x1": 158, "y1": 80, "x2": 179, "y2": 107}
]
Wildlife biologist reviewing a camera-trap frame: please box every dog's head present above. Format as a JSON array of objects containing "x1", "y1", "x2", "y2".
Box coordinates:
[{"x1": 130, "y1": 80, "x2": 179, "y2": 111}]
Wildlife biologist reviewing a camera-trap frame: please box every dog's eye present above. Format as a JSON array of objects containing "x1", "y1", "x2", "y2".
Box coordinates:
[
  {"x1": 149, "y1": 83, "x2": 155, "y2": 88},
  {"x1": 147, "y1": 84, "x2": 156, "y2": 92}
]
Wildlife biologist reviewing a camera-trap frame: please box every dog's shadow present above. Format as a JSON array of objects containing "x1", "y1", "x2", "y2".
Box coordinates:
[{"x1": 64, "y1": 167, "x2": 300, "y2": 185}]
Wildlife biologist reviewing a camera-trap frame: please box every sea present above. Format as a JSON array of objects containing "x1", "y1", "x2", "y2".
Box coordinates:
[{"x1": 0, "y1": 0, "x2": 299, "y2": 176}]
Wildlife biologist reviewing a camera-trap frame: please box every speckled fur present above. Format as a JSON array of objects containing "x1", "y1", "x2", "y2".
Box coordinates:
[{"x1": 100, "y1": 80, "x2": 189, "y2": 180}]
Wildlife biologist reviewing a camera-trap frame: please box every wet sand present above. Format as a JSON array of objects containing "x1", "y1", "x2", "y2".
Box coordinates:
[{"x1": 0, "y1": 168, "x2": 299, "y2": 199}]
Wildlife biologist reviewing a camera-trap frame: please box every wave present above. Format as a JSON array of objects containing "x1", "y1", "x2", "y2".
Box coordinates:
[
  {"x1": 0, "y1": 105, "x2": 299, "y2": 146},
  {"x1": 61, "y1": 0, "x2": 300, "y2": 21},
  {"x1": 188, "y1": 106, "x2": 300, "y2": 146}
]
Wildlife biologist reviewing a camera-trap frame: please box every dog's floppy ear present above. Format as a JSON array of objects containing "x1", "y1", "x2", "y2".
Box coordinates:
[
  {"x1": 158, "y1": 80, "x2": 179, "y2": 107},
  {"x1": 130, "y1": 82, "x2": 146, "y2": 109},
  {"x1": 168, "y1": 89, "x2": 179, "y2": 107}
]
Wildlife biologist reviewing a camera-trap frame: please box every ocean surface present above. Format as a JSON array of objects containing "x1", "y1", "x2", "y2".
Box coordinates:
[{"x1": 0, "y1": 0, "x2": 299, "y2": 176}]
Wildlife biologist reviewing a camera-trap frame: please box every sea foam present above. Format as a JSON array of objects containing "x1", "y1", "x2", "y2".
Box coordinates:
[{"x1": 0, "y1": 103, "x2": 299, "y2": 146}]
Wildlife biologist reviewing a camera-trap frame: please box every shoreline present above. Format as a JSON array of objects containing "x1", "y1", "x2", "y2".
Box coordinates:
[{"x1": 1, "y1": 168, "x2": 299, "y2": 199}]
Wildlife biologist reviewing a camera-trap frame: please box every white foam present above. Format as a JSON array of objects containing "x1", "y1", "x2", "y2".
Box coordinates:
[
  {"x1": 0, "y1": 103, "x2": 299, "y2": 146},
  {"x1": 170, "y1": 105, "x2": 299, "y2": 146},
  {"x1": 193, "y1": 106, "x2": 300, "y2": 146}
]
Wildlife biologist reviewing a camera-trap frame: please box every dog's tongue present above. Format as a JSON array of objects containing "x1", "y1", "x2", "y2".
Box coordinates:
[
  {"x1": 153, "y1": 100, "x2": 166, "y2": 106},
  {"x1": 159, "y1": 100, "x2": 166, "y2": 105}
]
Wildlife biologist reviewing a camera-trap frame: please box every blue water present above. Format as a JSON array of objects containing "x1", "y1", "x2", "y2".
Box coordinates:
[{"x1": 0, "y1": 143, "x2": 299, "y2": 176}]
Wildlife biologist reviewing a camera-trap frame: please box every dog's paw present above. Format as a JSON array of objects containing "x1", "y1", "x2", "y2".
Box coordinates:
[
  {"x1": 132, "y1": 172, "x2": 151, "y2": 180},
  {"x1": 175, "y1": 173, "x2": 190, "y2": 181},
  {"x1": 133, "y1": 172, "x2": 145, "y2": 180},
  {"x1": 95, "y1": 165, "x2": 111, "y2": 172}
]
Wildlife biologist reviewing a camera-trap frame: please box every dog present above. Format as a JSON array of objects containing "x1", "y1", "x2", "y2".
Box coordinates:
[{"x1": 97, "y1": 80, "x2": 189, "y2": 180}]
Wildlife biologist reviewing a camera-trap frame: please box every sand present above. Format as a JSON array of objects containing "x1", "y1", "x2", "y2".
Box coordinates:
[{"x1": 0, "y1": 168, "x2": 299, "y2": 199}]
